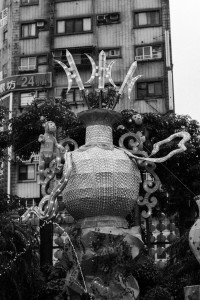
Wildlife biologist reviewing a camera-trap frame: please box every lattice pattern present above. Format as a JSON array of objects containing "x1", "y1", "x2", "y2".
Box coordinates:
[
  {"x1": 63, "y1": 146, "x2": 141, "y2": 220},
  {"x1": 85, "y1": 124, "x2": 113, "y2": 146}
]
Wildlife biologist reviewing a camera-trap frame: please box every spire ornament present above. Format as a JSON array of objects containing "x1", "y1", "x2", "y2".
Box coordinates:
[{"x1": 54, "y1": 49, "x2": 142, "y2": 109}]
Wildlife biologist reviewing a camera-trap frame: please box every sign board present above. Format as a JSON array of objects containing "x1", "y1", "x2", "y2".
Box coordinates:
[
  {"x1": 0, "y1": 72, "x2": 52, "y2": 97},
  {"x1": 0, "y1": 8, "x2": 8, "y2": 29}
]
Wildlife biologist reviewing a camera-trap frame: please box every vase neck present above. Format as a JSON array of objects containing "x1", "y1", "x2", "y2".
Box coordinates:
[{"x1": 85, "y1": 124, "x2": 113, "y2": 146}]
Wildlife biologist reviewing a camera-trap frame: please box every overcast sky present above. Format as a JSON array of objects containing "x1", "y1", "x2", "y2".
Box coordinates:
[{"x1": 170, "y1": 1, "x2": 200, "y2": 123}]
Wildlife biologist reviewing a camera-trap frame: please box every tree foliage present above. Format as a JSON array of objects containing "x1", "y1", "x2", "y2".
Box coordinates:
[
  {"x1": 0, "y1": 98, "x2": 200, "y2": 297},
  {"x1": 117, "y1": 110, "x2": 200, "y2": 231},
  {"x1": 0, "y1": 193, "x2": 44, "y2": 300},
  {"x1": 0, "y1": 98, "x2": 200, "y2": 228},
  {"x1": 8, "y1": 98, "x2": 78, "y2": 160}
]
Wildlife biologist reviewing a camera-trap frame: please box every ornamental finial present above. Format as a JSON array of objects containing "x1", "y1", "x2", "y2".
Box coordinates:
[{"x1": 54, "y1": 49, "x2": 142, "y2": 108}]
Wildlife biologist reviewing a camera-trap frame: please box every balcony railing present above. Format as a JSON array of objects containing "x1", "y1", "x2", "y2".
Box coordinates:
[
  {"x1": 18, "y1": 65, "x2": 36, "y2": 71},
  {"x1": 135, "y1": 53, "x2": 162, "y2": 61}
]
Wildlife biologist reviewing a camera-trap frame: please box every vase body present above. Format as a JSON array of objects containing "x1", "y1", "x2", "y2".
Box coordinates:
[
  {"x1": 62, "y1": 109, "x2": 141, "y2": 224},
  {"x1": 189, "y1": 199, "x2": 200, "y2": 264}
]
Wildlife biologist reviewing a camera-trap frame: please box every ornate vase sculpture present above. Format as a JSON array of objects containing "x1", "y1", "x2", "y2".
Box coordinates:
[
  {"x1": 21, "y1": 49, "x2": 191, "y2": 300},
  {"x1": 62, "y1": 109, "x2": 141, "y2": 227}
]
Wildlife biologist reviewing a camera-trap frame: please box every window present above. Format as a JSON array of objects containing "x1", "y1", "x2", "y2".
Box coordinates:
[
  {"x1": 18, "y1": 164, "x2": 35, "y2": 181},
  {"x1": 21, "y1": 0, "x2": 39, "y2": 5},
  {"x1": 56, "y1": 17, "x2": 92, "y2": 34},
  {"x1": 97, "y1": 13, "x2": 120, "y2": 25},
  {"x1": 19, "y1": 57, "x2": 37, "y2": 71},
  {"x1": 53, "y1": 48, "x2": 93, "y2": 66},
  {"x1": 135, "y1": 11, "x2": 160, "y2": 27},
  {"x1": 20, "y1": 92, "x2": 35, "y2": 106},
  {"x1": 100, "y1": 48, "x2": 121, "y2": 59},
  {"x1": 61, "y1": 88, "x2": 83, "y2": 104},
  {"x1": 2, "y1": 63, "x2": 7, "y2": 78},
  {"x1": 37, "y1": 91, "x2": 47, "y2": 99},
  {"x1": 21, "y1": 23, "x2": 37, "y2": 38},
  {"x1": 137, "y1": 81, "x2": 163, "y2": 99},
  {"x1": 38, "y1": 55, "x2": 48, "y2": 65},
  {"x1": 135, "y1": 45, "x2": 162, "y2": 61},
  {"x1": 20, "y1": 90, "x2": 47, "y2": 106}
]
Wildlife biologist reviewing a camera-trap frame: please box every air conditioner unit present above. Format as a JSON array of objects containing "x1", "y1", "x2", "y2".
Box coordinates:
[
  {"x1": 135, "y1": 55, "x2": 143, "y2": 61},
  {"x1": 143, "y1": 55, "x2": 152, "y2": 59},
  {"x1": 97, "y1": 15, "x2": 107, "y2": 23},
  {"x1": 37, "y1": 21, "x2": 45, "y2": 28},
  {"x1": 97, "y1": 15, "x2": 106, "y2": 21},
  {"x1": 109, "y1": 49, "x2": 120, "y2": 57},
  {"x1": 109, "y1": 13, "x2": 119, "y2": 21}
]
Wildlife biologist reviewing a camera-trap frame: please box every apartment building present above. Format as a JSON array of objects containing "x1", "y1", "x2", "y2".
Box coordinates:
[{"x1": 0, "y1": 0, "x2": 174, "y2": 200}]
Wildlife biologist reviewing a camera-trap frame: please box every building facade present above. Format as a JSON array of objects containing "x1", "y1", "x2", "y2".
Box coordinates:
[{"x1": 0, "y1": 0, "x2": 174, "y2": 199}]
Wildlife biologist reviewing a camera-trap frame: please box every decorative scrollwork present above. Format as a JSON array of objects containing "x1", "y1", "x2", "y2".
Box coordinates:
[
  {"x1": 118, "y1": 131, "x2": 161, "y2": 218},
  {"x1": 120, "y1": 131, "x2": 190, "y2": 164},
  {"x1": 60, "y1": 137, "x2": 78, "y2": 152},
  {"x1": 137, "y1": 160, "x2": 160, "y2": 218},
  {"x1": 119, "y1": 132, "x2": 148, "y2": 157},
  {"x1": 137, "y1": 195, "x2": 158, "y2": 218},
  {"x1": 21, "y1": 126, "x2": 79, "y2": 221},
  {"x1": 149, "y1": 131, "x2": 191, "y2": 162},
  {"x1": 21, "y1": 151, "x2": 73, "y2": 221}
]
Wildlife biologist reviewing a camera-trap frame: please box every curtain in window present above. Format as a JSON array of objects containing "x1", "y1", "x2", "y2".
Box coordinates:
[
  {"x1": 20, "y1": 93, "x2": 35, "y2": 106},
  {"x1": 148, "y1": 83, "x2": 155, "y2": 95},
  {"x1": 138, "y1": 13, "x2": 148, "y2": 26},
  {"x1": 27, "y1": 165, "x2": 35, "y2": 180},
  {"x1": 29, "y1": 24, "x2": 36, "y2": 36},
  {"x1": 22, "y1": 25, "x2": 29, "y2": 37},
  {"x1": 21, "y1": 57, "x2": 28, "y2": 67},
  {"x1": 83, "y1": 18, "x2": 91, "y2": 31},
  {"x1": 57, "y1": 21, "x2": 65, "y2": 33}
]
